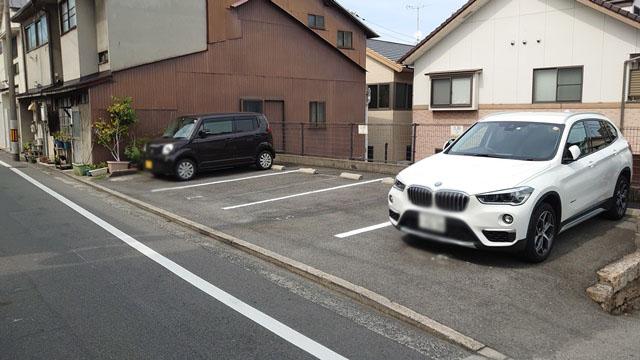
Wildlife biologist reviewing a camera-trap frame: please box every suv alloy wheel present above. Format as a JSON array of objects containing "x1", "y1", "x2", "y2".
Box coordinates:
[
  {"x1": 256, "y1": 150, "x2": 273, "y2": 170},
  {"x1": 523, "y1": 203, "x2": 557, "y2": 263},
  {"x1": 175, "y1": 158, "x2": 196, "y2": 181}
]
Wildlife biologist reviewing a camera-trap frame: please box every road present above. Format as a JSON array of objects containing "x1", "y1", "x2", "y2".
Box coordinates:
[{"x1": 0, "y1": 158, "x2": 470, "y2": 360}]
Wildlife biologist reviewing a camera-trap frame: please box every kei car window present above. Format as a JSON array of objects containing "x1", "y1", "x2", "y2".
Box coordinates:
[
  {"x1": 202, "y1": 118, "x2": 233, "y2": 135},
  {"x1": 585, "y1": 120, "x2": 609, "y2": 152},
  {"x1": 566, "y1": 122, "x2": 590, "y2": 157},
  {"x1": 234, "y1": 116, "x2": 258, "y2": 133}
]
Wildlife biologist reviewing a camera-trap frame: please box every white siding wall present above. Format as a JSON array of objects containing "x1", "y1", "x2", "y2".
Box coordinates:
[
  {"x1": 413, "y1": 0, "x2": 640, "y2": 106},
  {"x1": 105, "y1": 0, "x2": 207, "y2": 72}
]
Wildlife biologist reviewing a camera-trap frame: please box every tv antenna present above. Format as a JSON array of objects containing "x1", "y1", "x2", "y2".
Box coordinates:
[{"x1": 406, "y1": 3, "x2": 426, "y2": 43}]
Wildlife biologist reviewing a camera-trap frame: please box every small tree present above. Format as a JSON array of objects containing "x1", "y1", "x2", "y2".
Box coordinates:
[{"x1": 94, "y1": 96, "x2": 137, "y2": 162}]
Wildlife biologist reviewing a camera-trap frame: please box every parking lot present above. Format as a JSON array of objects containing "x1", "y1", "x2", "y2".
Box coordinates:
[{"x1": 92, "y1": 165, "x2": 639, "y2": 359}]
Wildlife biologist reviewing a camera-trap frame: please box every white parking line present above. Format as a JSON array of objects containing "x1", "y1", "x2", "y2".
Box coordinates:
[
  {"x1": 151, "y1": 170, "x2": 303, "y2": 193},
  {"x1": 222, "y1": 178, "x2": 387, "y2": 210},
  {"x1": 334, "y1": 222, "x2": 392, "y2": 239},
  {"x1": 0, "y1": 160, "x2": 347, "y2": 360}
]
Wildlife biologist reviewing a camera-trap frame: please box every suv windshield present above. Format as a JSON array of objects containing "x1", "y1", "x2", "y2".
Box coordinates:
[
  {"x1": 163, "y1": 117, "x2": 198, "y2": 139},
  {"x1": 446, "y1": 121, "x2": 565, "y2": 161}
]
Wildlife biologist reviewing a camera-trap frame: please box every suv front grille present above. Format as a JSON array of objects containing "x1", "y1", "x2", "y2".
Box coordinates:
[
  {"x1": 435, "y1": 191, "x2": 469, "y2": 212},
  {"x1": 407, "y1": 186, "x2": 432, "y2": 207}
]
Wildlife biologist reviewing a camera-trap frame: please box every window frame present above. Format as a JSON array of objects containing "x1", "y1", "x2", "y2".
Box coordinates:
[
  {"x1": 394, "y1": 83, "x2": 413, "y2": 110},
  {"x1": 532, "y1": 66, "x2": 583, "y2": 104},
  {"x1": 430, "y1": 74, "x2": 473, "y2": 109},
  {"x1": 24, "y1": 15, "x2": 49, "y2": 53},
  {"x1": 60, "y1": 0, "x2": 77, "y2": 35},
  {"x1": 308, "y1": 14, "x2": 325, "y2": 30},
  {"x1": 337, "y1": 30, "x2": 353, "y2": 49},
  {"x1": 309, "y1": 101, "x2": 326, "y2": 128},
  {"x1": 368, "y1": 83, "x2": 391, "y2": 110},
  {"x1": 240, "y1": 98, "x2": 264, "y2": 114}
]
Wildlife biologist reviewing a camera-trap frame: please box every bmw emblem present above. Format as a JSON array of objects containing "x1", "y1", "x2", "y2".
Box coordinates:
[{"x1": 434, "y1": 181, "x2": 443, "y2": 187}]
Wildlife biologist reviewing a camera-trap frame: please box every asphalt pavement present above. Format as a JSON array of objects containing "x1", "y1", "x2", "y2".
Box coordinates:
[
  {"x1": 0, "y1": 156, "x2": 471, "y2": 360},
  {"x1": 86, "y1": 162, "x2": 640, "y2": 359}
]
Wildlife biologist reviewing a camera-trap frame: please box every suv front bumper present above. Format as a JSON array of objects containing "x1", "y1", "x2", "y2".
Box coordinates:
[{"x1": 388, "y1": 186, "x2": 534, "y2": 249}]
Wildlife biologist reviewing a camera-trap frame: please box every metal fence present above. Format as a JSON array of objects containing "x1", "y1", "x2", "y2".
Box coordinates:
[{"x1": 269, "y1": 122, "x2": 468, "y2": 164}]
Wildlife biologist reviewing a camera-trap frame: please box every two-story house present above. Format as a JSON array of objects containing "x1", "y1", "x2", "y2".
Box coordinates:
[
  {"x1": 366, "y1": 39, "x2": 413, "y2": 163},
  {"x1": 9, "y1": 0, "x2": 376, "y2": 163},
  {"x1": 0, "y1": 0, "x2": 28, "y2": 152},
  {"x1": 400, "y1": 0, "x2": 640, "y2": 162}
]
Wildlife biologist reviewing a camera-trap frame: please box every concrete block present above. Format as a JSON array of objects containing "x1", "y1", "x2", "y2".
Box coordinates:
[
  {"x1": 271, "y1": 165, "x2": 286, "y2": 171},
  {"x1": 587, "y1": 283, "x2": 614, "y2": 304},
  {"x1": 298, "y1": 168, "x2": 318, "y2": 175},
  {"x1": 381, "y1": 177, "x2": 395, "y2": 185},
  {"x1": 340, "y1": 172, "x2": 363, "y2": 181},
  {"x1": 597, "y1": 252, "x2": 640, "y2": 292}
]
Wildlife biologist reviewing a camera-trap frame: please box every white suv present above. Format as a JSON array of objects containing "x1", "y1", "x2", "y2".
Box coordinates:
[{"x1": 388, "y1": 112, "x2": 633, "y2": 262}]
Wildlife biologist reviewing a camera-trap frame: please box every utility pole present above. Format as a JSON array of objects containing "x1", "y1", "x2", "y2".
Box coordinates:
[
  {"x1": 406, "y1": 4, "x2": 426, "y2": 44},
  {"x1": 3, "y1": 0, "x2": 18, "y2": 161}
]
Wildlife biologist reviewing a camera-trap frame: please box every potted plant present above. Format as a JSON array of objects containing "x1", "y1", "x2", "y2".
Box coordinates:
[
  {"x1": 88, "y1": 162, "x2": 108, "y2": 177},
  {"x1": 72, "y1": 163, "x2": 91, "y2": 176},
  {"x1": 52, "y1": 132, "x2": 64, "y2": 149},
  {"x1": 94, "y1": 96, "x2": 138, "y2": 174},
  {"x1": 124, "y1": 138, "x2": 147, "y2": 170}
]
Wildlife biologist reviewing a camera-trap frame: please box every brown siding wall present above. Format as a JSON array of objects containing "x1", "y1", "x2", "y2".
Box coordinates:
[{"x1": 89, "y1": 0, "x2": 366, "y2": 161}]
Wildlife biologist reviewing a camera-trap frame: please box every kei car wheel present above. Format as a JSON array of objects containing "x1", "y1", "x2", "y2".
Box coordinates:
[
  {"x1": 256, "y1": 150, "x2": 273, "y2": 170},
  {"x1": 175, "y1": 159, "x2": 196, "y2": 181},
  {"x1": 604, "y1": 175, "x2": 629, "y2": 220},
  {"x1": 522, "y1": 202, "x2": 557, "y2": 263}
]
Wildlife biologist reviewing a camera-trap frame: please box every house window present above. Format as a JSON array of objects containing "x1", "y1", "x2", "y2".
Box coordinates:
[
  {"x1": 61, "y1": 0, "x2": 77, "y2": 34},
  {"x1": 635, "y1": 6, "x2": 640, "y2": 16},
  {"x1": 241, "y1": 99, "x2": 263, "y2": 113},
  {"x1": 12, "y1": 36, "x2": 17, "y2": 60},
  {"x1": 308, "y1": 14, "x2": 325, "y2": 30},
  {"x1": 367, "y1": 146, "x2": 374, "y2": 162},
  {"x1": 406, "y1": 145, "x2": 412, "y2": 161},
  {"x1": 337, "y1": 30, "x2": 352, "y2": 49},
  {"x1": 25, "y1": 15, "x2": 48, "y2": 52},
  {"x1": 309, "y1": 101, "x2": 326, "y2": 127},
  {"x1": 395, "y1": 83, "x2": 413, "y2": 110},
  {"x1": 368, "y1": 84, "x2": 390, "y2": 109},
  {"x1": 431, "y1": 75, "x2": 473, "y2": 108},
  {"x1": 13, "y1": 63, "x2": 19, "y2": 75},
  {"x1": 533, "y1": 67, "x2": 583, "y2": 103}
]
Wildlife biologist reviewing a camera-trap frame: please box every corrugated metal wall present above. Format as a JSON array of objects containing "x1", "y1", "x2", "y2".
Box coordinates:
[{"x1": 89, "y1": 0, "x2": 366, "y2": 161}]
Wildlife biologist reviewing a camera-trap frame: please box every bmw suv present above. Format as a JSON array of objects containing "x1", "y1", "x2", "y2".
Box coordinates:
[
  {"x1": 388, "y1": 112, "x2": 633, "y2": 262},
  {"x1": 144, "y1": 113, "x2": 275, "y2": 181}
]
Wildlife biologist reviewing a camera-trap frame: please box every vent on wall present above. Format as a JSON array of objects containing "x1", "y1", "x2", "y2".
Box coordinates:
[{"x1": 98, "y1": 50, "x2": 109, "y2": 65}]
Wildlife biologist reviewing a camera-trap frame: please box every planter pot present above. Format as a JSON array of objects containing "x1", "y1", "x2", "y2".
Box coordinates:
[
  {"x1": 107, "y1": 161, "x2": 130, "y2": 174},
  {"x1": 72, "y1": 163, "x2": 91, "y2": 176},
  {"x1": 88, "y1": 167, "x2": 108, "y2": 177},
  {"x1": 63, "y1": 141, "x2": 72, "y2": 150}
]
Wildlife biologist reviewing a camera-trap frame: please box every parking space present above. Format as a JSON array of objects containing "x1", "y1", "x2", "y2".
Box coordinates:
[{"x1": 85, "y1": 165, "x2": 639, "y2": 359}]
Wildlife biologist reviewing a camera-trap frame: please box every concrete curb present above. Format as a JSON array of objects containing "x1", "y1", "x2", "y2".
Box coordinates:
[
  {"x1": 275, "y1": 154, "x2": 408, "y2": 176},
  {"x1": 271, "y1": 165, "x2": 286, "y2": 171},
  {"x1": 298, "y1": 168, "x2": 318, "y2": 175},
  {"x1": 56, "y1": 169, "x2": 507, "y2": 359},
  {"x1": 339, "y1": 172, "x2": 363, "y2": 181}
]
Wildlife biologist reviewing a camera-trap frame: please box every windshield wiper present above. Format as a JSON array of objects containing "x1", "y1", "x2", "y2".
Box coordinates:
[{"x1": 466, "y1": 153, "x2": 501, "y2": 158}]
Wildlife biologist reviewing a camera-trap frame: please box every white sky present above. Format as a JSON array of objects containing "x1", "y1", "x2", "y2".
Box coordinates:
[{"x1": 337, "y1": 0, "x2": 468, "y2": 44}]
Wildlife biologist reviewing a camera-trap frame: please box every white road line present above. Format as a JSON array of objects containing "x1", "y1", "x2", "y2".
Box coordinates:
[
  {"x1": 0, "y1": 161, "x2": 347, "y2": 360},
  {"x1": 151, "y1": 170, "x2": 303, "y2": 193},
  {"x1": 334, "y1": 222, "x2": 392, "y2": 239},
  {"x1": 223, "y1": 178, "x2": 387, "y2": 210}
]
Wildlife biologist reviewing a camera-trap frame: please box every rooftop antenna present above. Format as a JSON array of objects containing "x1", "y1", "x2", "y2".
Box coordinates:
[{"x1": 406, "y1": 3, "x2": 426, "y2": 43}]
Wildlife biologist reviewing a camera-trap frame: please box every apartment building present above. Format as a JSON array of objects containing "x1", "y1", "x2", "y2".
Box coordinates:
[
  {"x1": 0, "y1": 0, "x2": 28, "y2": 151},
  {"x1": 8, "y1": 0, "x2": 375, "y2": 163},
  {"x1": 401, "y1": 0, "x2": 640, "y2": 160},
  {"x1": 366, "y1": 39, "x2": 413, "y2": 163}
]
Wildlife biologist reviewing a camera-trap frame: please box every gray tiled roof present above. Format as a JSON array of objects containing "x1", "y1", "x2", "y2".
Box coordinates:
[{"x1": 366, "y1": 39, "x2": 413, "y2": 62}]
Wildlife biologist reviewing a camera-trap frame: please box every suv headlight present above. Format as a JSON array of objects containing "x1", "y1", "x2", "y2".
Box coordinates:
[
  {"x1": 476, "y1": 186, "x2": 534, "y2": 206},
  {"x1": 162, "y1": 143, "x2": 175, "y2": 155},
  {"x1": 393, "y1": 179, "x2": 406, "y2": 191}
]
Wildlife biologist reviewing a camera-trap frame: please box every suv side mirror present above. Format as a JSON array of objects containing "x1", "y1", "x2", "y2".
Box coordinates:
[
  {"x1": 443, "y1": 138, "x2": 456, "y2": 150},
  {"x1": 563, "y1": 145, "x2": 581, "y2": 163},
  {"x1": 198, "y1": 130, "x2": 208, "y2": 138}
]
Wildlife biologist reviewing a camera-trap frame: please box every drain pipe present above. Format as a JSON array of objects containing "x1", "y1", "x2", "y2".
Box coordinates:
[{"x1": 620, "y1": 56, "x2": 640, "y2": 130}]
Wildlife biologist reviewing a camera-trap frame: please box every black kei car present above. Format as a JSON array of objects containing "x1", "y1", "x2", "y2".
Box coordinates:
[{"x1": 144, "y1": 113, "x2": 276, "y2": 181}]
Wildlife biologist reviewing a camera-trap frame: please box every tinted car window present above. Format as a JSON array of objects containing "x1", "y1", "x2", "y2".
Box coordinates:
[
  {"x1": 585, "y1": 120, "x2": 609, "y2": 152},
  {"x1": 604, "y1": 121, "x2": 618, "y2": 144},
  {"x1": 202, "y1": 118, "x2": 233, "y2": 135},
  {"x1": 235, "y1": 116, "x2": 257, "y2": 133},
  {"x1": 566, "y1": 122, "x2": 590, "y2": 157}
]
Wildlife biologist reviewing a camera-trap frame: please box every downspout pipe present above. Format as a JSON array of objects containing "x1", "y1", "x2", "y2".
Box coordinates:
[{"x1": 620, "y1": 56, "x2": 640, "y2": 131}]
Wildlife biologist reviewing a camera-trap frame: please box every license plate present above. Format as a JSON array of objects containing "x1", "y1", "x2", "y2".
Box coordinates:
[
  {"x1": 418, "y1": 213, "x2": 446, "y2": 233},
  {"x1": 144, "y1": 160, "x2": 153, "y2": 170}
]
